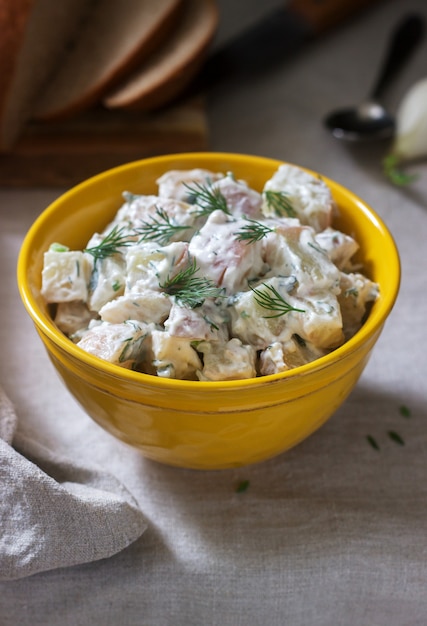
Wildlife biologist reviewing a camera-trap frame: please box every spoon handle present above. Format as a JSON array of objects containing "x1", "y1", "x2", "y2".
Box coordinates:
[{"x1": 370, "y1": 13, "x2": 425, "y2": 101}]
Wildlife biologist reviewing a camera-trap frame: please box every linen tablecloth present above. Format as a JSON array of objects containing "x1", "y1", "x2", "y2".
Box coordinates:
[
  {"x1": 0, "y1": 385, "x2": 147, "y2": 581},
  {"x1": 1, "y1": 0, "x2": 427, "y2": 623}
]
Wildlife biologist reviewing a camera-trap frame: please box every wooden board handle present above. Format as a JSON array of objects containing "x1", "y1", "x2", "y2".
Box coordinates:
[{"x1": 289, "y1": 0, "x2": 384, "y2": 34}]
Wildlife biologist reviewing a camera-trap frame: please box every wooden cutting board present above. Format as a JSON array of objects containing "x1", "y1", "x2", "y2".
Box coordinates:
[{"x1": 0, "y1": 99, "x2": 209, "y2": 188}]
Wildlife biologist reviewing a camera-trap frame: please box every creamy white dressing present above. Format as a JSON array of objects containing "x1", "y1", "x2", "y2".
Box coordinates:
[{"x1": 41, "y1": 164, "x2": 379, "y2": 381}]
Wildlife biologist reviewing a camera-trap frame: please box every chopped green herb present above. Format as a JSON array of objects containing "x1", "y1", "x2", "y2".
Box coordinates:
[
  {"x1": 160, "y1": 258, "x2": 224, "y2": 309},
  {"x1": 366, "y1": 435, "x2": 380, "y2": 450},
  {"x1": 112, "y1": 280, "x2": 121, "y2": 292},
  {"x1": 119, "y1": 337, "x2": 134, "y2": 363},
  {"x1": 122, "y1": 191, "x2": 142, "y2": 203},
  {"x1": 399, "y1": 405, "x2": 411, "y2": 418},
  {"x1": 84, "y1": 225, "x2": 134, "y2": 262},
  {"x1": 88, "y1": 265, "x2": 99, "y2": 292},
  {"x1": 383, "y1": 154, "x2": 418, "y2": 186},
  {"x1": 345, "y1": 287, "x2": 359, "y2": 298},
  {"x1": 307, "y1": 241, "x2": 327, "y2": 256},
  {"x1": 236, "y1": 480, "x2": 250, "y2": 493},
  {"x1": 293, "y1": 333, "x2": 306, "y2": 348},
  {"x1": 156, "y1": 363, "x2": 174, "y2": 377},
  {"x1": 124, "y1": 320, "x2": 143, "y2": 330},
  {"x1": 264, "y1": 190, "x2": 296, "y2": 217},
  {"x1": 49, "y1": 242, "x2": 69, "y2": 252},
  {"x1": 119, "y1": 332, "x2": 147, "y2": 363},
  {"x1": 184, "y1": 181, "x2": 230, "y2": 216},
  {"x1": 388, "y1": 430, "x2": 405, "y2": 446},
  {"x1": 134, "y1": 206, "x2": 191, "y2": 245},
  {"x1": 235, "y1": 218, "x2": 275, "y2": 243},
  {"x1": 251, "y1": 283, "x2": 305, "y2": 318},
  {"x1": 203, "y1": 315, "x2": 219, "y2": 331}
]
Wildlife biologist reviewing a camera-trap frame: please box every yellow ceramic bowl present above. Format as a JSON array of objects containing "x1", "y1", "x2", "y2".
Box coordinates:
[{"x1": 17, "y1": 153, "x2": 400, "y2": 469}]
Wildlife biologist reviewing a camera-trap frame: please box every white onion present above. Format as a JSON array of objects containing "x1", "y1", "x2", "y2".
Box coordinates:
[{"x1": 392, "y1": 77, "x2": 427, "y2": 161}]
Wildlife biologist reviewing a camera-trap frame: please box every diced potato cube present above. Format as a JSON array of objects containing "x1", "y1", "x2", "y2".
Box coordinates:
[
  {"x1": 165, "y1": 301, "x2": 229, "y2": 342},
  {"x1": 338, "y1": 272, "x2": 379, "y2": 339},
  {"x1": 259, "y1": 337, "x2": 327, "y2": 375},
  {"x1": 88, "y1": 255, "x2": 126, "y2": 312},
  {"x1": 315, "y1": 227, "x2": 359, "y2": 270},
  {"x1": 99, "y1": 291, "x2": 171, "y2": 324},
  {"x1": 230, "y1": 277, "x2": 343, "y2": 350},
  {"x1": 126, "y1": 242, "x2": 188, "y2": 292},
  {"x1": 263, "y1": 225, "x2": 341, "y2": 296},
  {"x1": 151, "y1": 330, "x2": 201, "y2": 379},
  {"x1": 262, "y1": 163, "x2": 335, "y2": 232},
  {"x1": 211, "y1": 175, "x2": 263, "y2": 218},
  {"x1": 41, "y1": 250, "x2": 91, "y2": 303},
  {"x1": 54, "y1": 301, "x2": 97, "y2": 336},
  {"x1": 197, "y1": 338, "x2": 256, "y2": 381},
  {"x1": 77, "y1": 320, "x2": 152, "y2": 369}
]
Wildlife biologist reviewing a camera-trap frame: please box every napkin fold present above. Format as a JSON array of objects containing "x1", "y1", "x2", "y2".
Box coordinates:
[{"x1": 0, "y1": 386, "x2": 147, "y2": 581}]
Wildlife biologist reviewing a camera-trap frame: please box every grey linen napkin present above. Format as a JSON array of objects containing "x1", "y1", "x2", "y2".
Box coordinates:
[{"x1": 0, "y1": 386, "x2": 147, "y2": 581}]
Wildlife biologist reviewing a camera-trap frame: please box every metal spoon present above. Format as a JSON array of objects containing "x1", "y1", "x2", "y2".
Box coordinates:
[{"x1": 324, "y1": 13, "x2": 425, "y2": 141}]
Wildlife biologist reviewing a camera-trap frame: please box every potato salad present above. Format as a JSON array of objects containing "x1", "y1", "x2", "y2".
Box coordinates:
[{"x1": 41, "y1": 164, "x2": 379, "y2": 381}]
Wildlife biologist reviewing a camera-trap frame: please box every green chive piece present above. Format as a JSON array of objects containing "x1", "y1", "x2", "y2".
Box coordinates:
[
  {"x1": 388, "y1": 430, "x2": 405, "y2": 446},
  {"x1": 49, "y1": 242, "x2": 69, "y2": 252},
  {"x1": 366, "y1": 435, "x2": 380, "y2": 451},
  {"x1": 383, "y1": 154, "x2": 418, "y2": 186},
  {"x1": 234, "y1": 218, "x2": 275, "y2": 244},
  {"x1": 399, "y1": 405, "x2": 411, "y2": 418},
  {"x1": 236, "y1": 480, "x2": 250, "y2": 493}
]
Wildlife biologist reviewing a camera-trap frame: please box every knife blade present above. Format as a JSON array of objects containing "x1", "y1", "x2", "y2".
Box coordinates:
[{"x1": 189, "y1": 0, "x2": 385, "y2": 95}]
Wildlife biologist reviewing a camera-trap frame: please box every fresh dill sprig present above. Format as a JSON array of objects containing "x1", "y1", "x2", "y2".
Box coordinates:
[
  {"x1": 134, "y1": 207, "x2": 191, "y2": 245},
  {"x1": 160, "y1": 258, "x2": 224, "y2": 309},
  {"x1": 251, "y1": 283, "x2": 305, "y2": 318},
  {"x1": 234, "y1": 218, "x2": 275, "y2": 244},
  {"x1": 84, "y1": 225, "x2": 134, "y2": 262},
  {"x1": 184, "y1": 181, "x2": 230, "y2": 216},
  {"x1": 264, "y1": 190, "x2": 296, "y2": 217}
]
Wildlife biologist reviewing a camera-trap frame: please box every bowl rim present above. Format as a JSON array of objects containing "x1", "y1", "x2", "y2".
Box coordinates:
[{"x1": 17, "y1": 151, "x2": 401, "y2": 390}]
